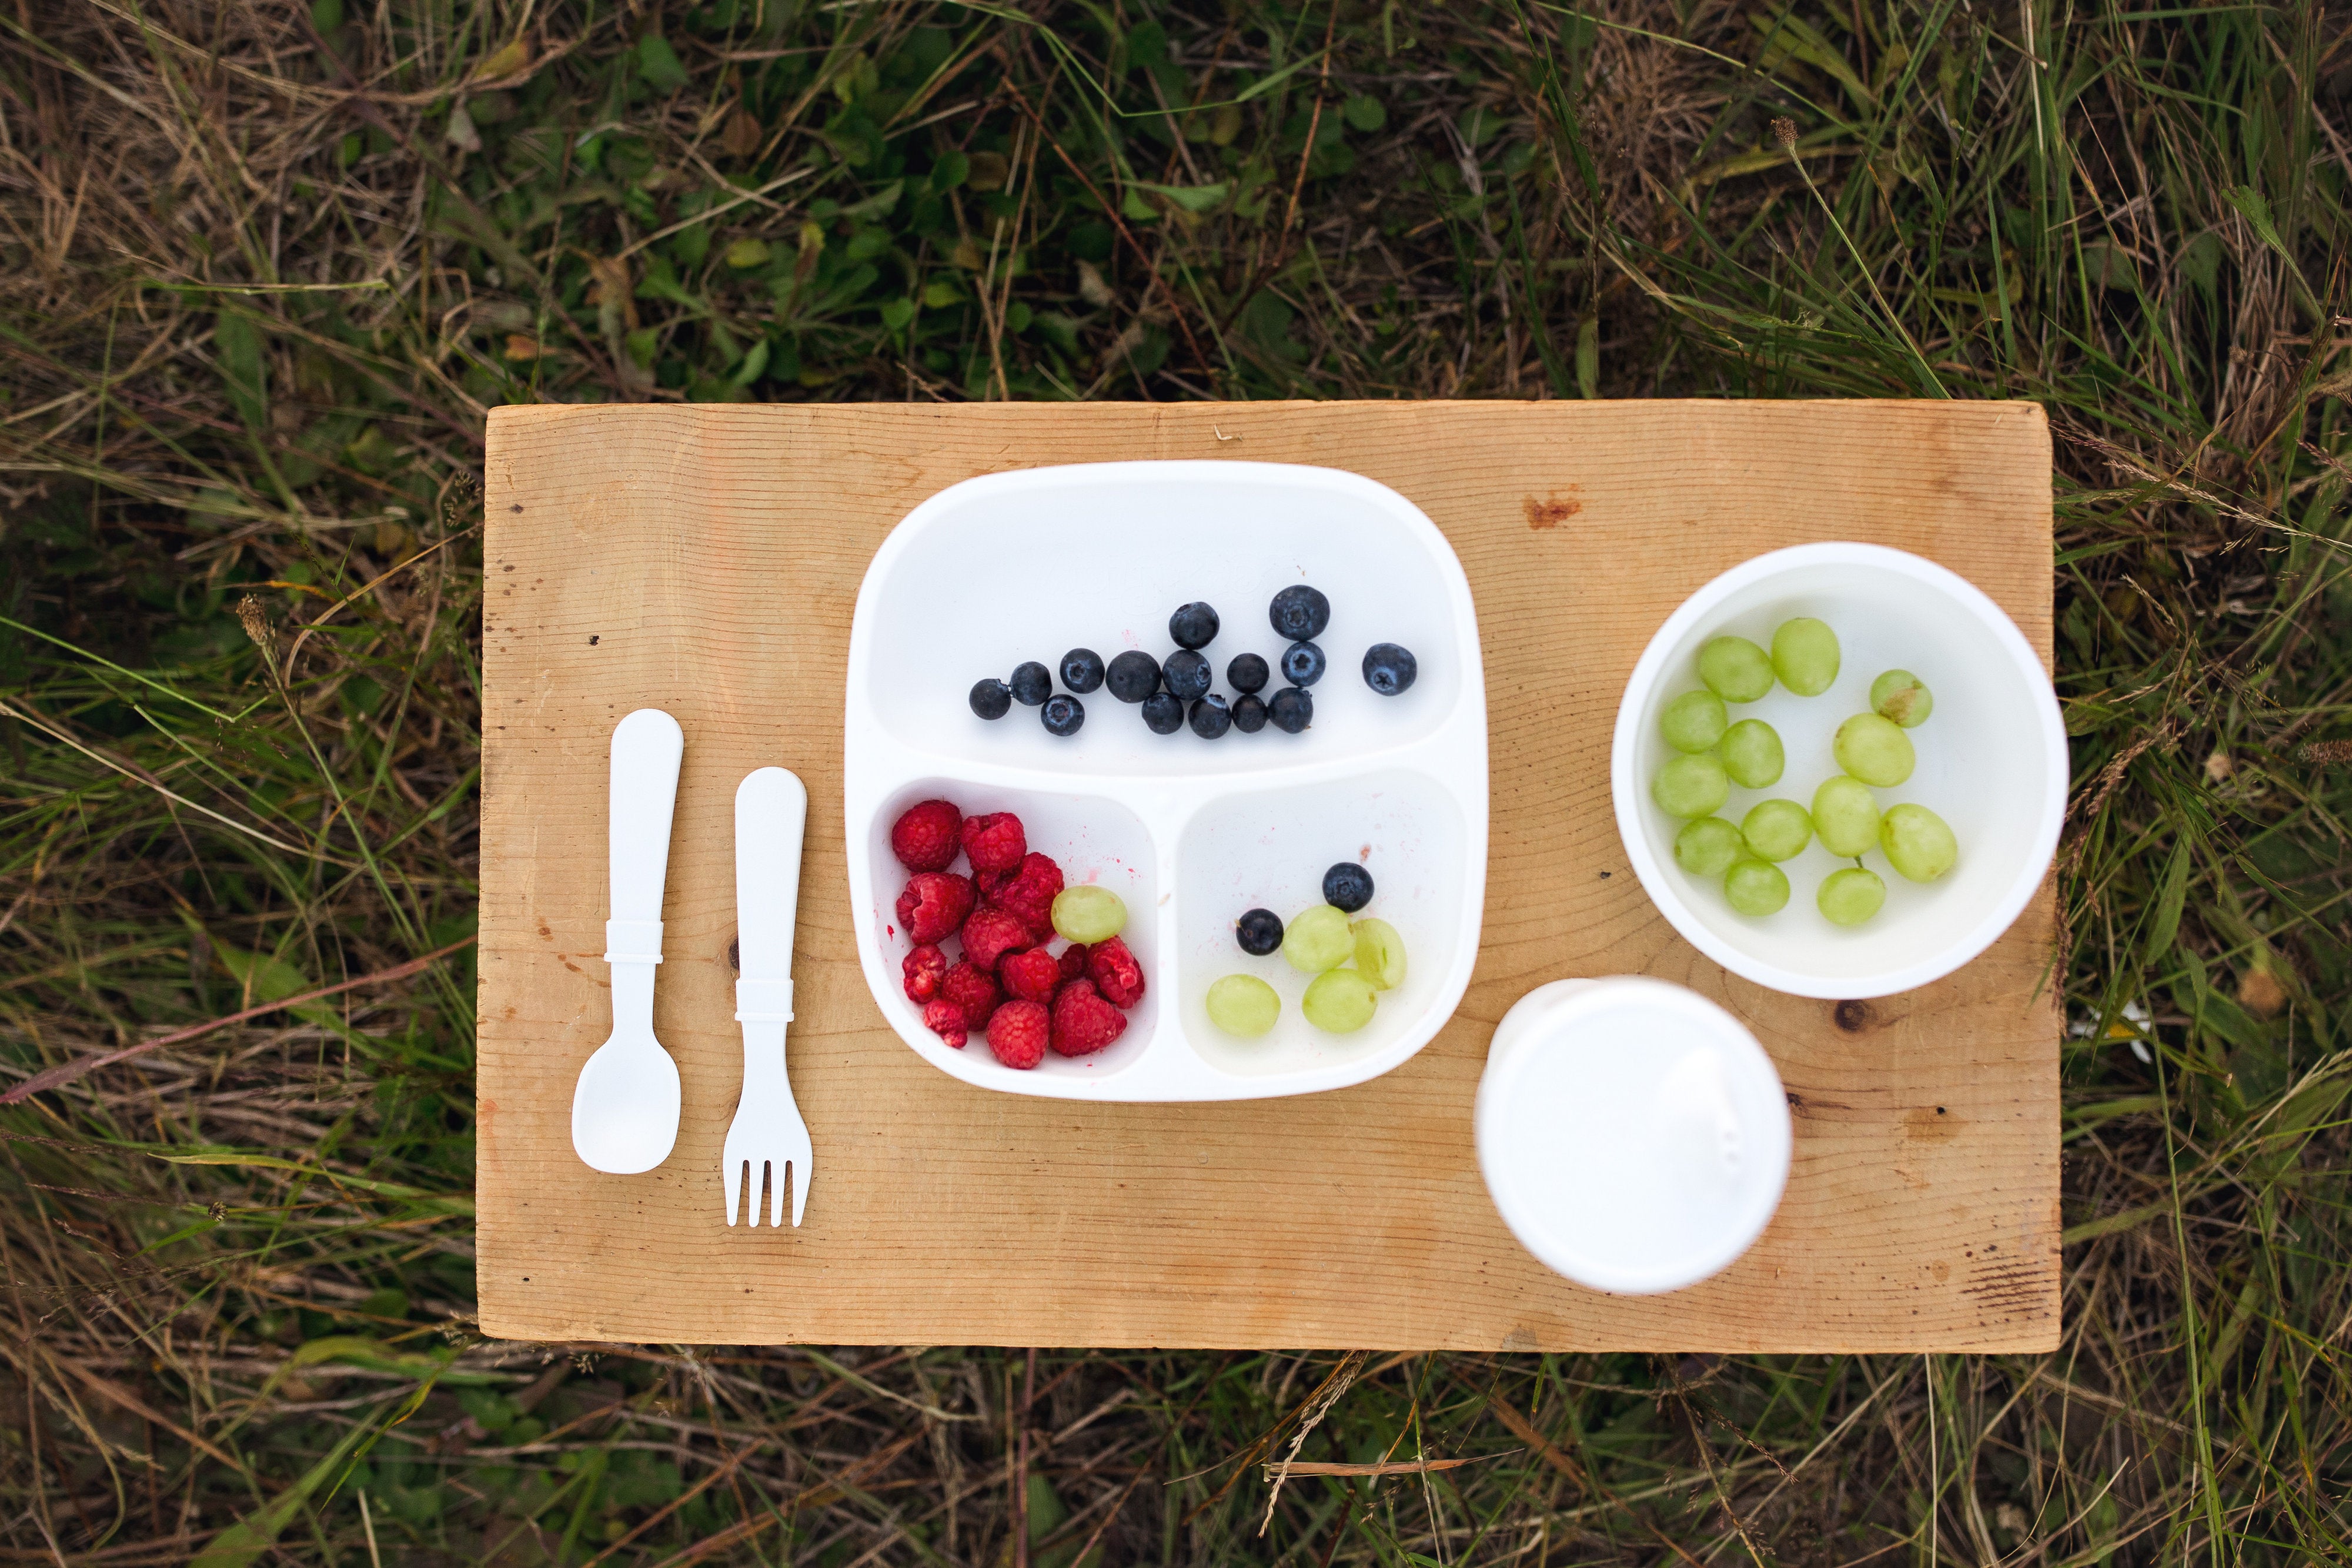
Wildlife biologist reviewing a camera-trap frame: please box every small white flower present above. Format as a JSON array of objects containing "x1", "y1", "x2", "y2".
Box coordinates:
[{"x1": 2072, "y1": 1000, "x2": 2152, "y2": 1061}]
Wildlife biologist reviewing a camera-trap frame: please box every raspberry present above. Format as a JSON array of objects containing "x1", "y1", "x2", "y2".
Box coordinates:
[
  {"x1": 890, "y1": 799, "x2": 963, "y2": 872},
  {"x1": 985, "y1": 999, "x2": 1050, "y2": 1069},
  {"x1": 960, "y1": 811, "x2": 1027, "y2": 874},
  {"x1": 902, "y1": 944, "x2": 947, "y2": 1003},
  {"x1": 1051, "y1": 978, "x2": 1128, "y2": 1057},
  {"x1": 981, "y1": 852, "x2": 1064, "y2": 938},
  {"x1": 921, "y1": 998, "x2": 967, "y2": 1049},
  {"x1": 1058, "y1": 942, "x2": 1089, "y2": 981},
  {"x1": 960, "y1": 907, "x2": 1031, "y2": 974},
  {"x1": 1086, "y1": 934, "x2": 1146, "y2": 1009},
  {"x1": 938, "y1": 961, "x2": 1002, "y2": 1030},
  {"x1": 896, "y1": 872, "x2": 975, "y2": 945},
  {"x1": 1000, "y1": 947, "x2": 1062, "y2": 1005}
]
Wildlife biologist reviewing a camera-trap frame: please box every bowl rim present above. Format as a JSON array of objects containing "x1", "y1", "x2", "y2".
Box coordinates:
[{"x1": 1609, "y1": 542, "x2": 2065, "y2": 1000}]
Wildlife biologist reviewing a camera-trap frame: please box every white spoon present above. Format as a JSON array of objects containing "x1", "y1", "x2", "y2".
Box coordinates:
[{"x1": 572, "y1": 708, "x2": 685, "y2": 1174}]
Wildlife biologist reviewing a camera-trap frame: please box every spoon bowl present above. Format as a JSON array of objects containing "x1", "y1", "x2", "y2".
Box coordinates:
[{"x1": 572, "y1": 1020, "x2": 682, "y2": 1174}]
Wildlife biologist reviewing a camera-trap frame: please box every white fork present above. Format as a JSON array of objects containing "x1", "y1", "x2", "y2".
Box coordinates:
[{"x1": 724, "y1": 767, "x2": 813, "y2": 1227}]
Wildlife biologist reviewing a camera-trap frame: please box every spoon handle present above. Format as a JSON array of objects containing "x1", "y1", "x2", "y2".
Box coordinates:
[{"x1": 604, "y1": 710, "x2": 685, "y2": 979}]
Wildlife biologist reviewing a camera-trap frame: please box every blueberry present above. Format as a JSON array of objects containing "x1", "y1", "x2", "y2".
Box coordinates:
[
  {"x1": 1107, "y1": 650, "x2": 1162, "y2": 703},
  {"x1": 1267, "y1": 686, "x2": 1312, "y2": 734},
  {"x1": 1231, "y1": 693, "x2": 1268, "y2": 733},
  {"x1": 1060, "y1": 647, "x2": 1105, "y2": 693},
  {"x1": 1235, "y1": 907, "x2": 1284, "y2": 956},
  {"x1": 1227, "y1": 652, "x2": 1269, "y2": 694},
  {"x1": 1169, "y1": 601, "x2": 1221, "y2": 649},
  {"x1": 1140, "y1": 692, "x2": 1185, "y2": 734},
  {"x1": 1323, "y1": 861, "x2": 1374, "y2": 913},
  {"x1": 1041, "y1": 694, "x2": 1085, "y2": 736},
  {"x1": 970, "y1": 678, "x2": 1011, "y2": 720},
  {"x1": 1362, "y1": 643, "x2": 1418, "y2": 696},
  {"x1": 1010, "y1": 661, "x2": 1053, "y2": 706},
  {"x1": 1188, "y1": 695, "x2": 1231, "y2": 738},
  {"x1": 1269, "y1": 585, "x2": 1331, "y2": 641},
  {"x1": 1280, "y1": 640, "x2": 1326, "y2": 687},
  {"x1": 1162, "y1": 648, "x2": 1212, "y2": 701}
]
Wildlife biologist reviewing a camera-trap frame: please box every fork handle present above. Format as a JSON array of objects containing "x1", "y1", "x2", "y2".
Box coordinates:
[
  {"x1": 736, "y1": 980, "x2": 793, "y2": 1084},
  {"x1": 735, "y1": 978, "x2": 794, "y2": 1022},
  {"x1": 733, "y1": 769, "x2": 807, "y2": 982}
]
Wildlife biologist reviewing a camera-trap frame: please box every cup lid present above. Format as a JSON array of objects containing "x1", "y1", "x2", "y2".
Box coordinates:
[{"x1": 1475, "y1": 977, "x2": 1791, "y2": 1295}]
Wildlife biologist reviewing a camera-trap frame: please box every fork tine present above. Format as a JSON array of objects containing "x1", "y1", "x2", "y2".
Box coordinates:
[
  {"x1": 788, "y1": 1154, "x2": 808, "y2": 1228},
  {"x1": 723, "y1": 1155, "x2": 743, "y2": 1228}
]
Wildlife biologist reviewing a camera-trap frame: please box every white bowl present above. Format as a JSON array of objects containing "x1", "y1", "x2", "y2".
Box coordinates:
[
  {"x1": 844, "y1": 460, "x2": 1488, "y2": 1101},
  {"x1": 1477, "y1": 978, "x2": 1791, "y2": 1295},
  {"x1": 1611, "y1": 543, "x2": 2064, "y2": 999}
]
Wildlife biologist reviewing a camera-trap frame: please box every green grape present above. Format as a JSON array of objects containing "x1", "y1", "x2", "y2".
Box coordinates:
[
  {"x1": 1050, "y1": 885, "x2": 1127, "y2": 945},
  {"x1": 1812, "y1": 776, "x2": 1881, "y2": 857},
  {"x1": 1880, "y1": 803, "x2": 1958, "y2": 882},
  {"x1": 1770, "y1": 617, "x2": 1840, "y2": 696},
  {"x1": 1206, "y1": 974, "x2": 1281, "y2": 1037},
  {"x1": 1720, "y1": 718, "x2": 1784, "y2": 788},
  {"x1": 1724, "y1": 858, "x2": 1789, "y2": 916},
  {"x1": 1302, "y1": 968, "x2": 1378, "y2": 1033},
  {"x1": 1675, "y1": 817, "x2": 1745, "y2": 878},
  {"x1": 1833, "y1": 713, "x2": 1916, "y2": 787},
  {"x1": 1283, "y1": 905, "x2": 1355, "y2": 973},
  {"x1": 1661, "y1": 690, "x2": 1729, "y2": 753},
  {"x1": 1740, "y1": 799, "x2": 1813, "y2": 862},
  {"x1": 1351, "y1": 918, "x2": 1408, "y2": 990},
  {"x1": 1698, "y1": 636, "x2": 1774, "y2": 703},
  {"x1": 1651, "y1": 753, "x2": 1729, "y2": 819},
  {"x1": 1870, "y1": 669, "x2": 1933, "y2": 728},
  {"x1": 1818, "y1": 867, "x2": 1887, "y2": 926}
]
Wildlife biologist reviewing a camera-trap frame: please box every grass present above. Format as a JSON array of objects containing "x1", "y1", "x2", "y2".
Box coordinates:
[{"x1": 2, "y1": 0, "x2": 2350, "y2": 1562}]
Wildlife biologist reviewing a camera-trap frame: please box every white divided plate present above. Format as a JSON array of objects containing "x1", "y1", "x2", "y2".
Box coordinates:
[{"x1": 844, "y1": 460, "x2": 1488, "y2": 1101}]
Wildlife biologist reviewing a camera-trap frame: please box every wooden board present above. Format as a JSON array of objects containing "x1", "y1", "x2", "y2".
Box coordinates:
[{"x1": 476, "y1": 400, "x2": 2059, "y2": 1351}]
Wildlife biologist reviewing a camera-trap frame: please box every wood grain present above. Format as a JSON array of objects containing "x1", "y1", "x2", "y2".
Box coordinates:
[{"x1": 477, "y1": 400, "x2": 2059, "y2": 1350}]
